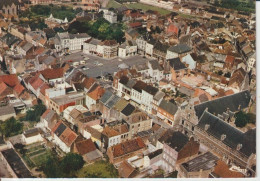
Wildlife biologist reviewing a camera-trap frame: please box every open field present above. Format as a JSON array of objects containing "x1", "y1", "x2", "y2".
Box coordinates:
[{"x1": 107, "y1": 1, "x2": 171, "y2": 15}]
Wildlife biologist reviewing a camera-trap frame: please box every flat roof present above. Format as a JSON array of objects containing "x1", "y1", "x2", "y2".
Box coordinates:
[{"x1": 1, "y1": 148, "x2": 32, "y2": 178}]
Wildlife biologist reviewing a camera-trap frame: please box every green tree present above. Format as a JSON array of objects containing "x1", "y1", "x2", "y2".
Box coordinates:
[
  {"x1": 60, "y1": 153, "x2": 85, "y2": 175},
  {"x1": 25, "y1": 103, "x2": 46, "y2": 122},
  {"x1": 0, "y1": 117, "x2": 23, "y2": 137},
  {"x1": 234, "y1": 111, "x2": 248, "y2": 128},
  {"x1": 43, "y1": 156, "x2": 63, "y2": 178}
]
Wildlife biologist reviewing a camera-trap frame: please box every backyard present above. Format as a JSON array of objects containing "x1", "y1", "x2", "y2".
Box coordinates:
[
  {"x1": 16, "y1": 142, "x2": 52, "y2": 168},
  {"x1": 76, "y1": 160, "x2": 118, "y2": 178}
]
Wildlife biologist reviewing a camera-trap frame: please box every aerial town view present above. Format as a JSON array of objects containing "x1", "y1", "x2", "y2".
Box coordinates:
[{"x1": 0, "y1": 0, "x2": 256, "y2": 179}]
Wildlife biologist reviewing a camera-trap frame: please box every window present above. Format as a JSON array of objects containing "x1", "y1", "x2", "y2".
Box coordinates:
[
  {"x1": 192, "y1": 126, "x2": 194, "y2": 131},
  {"x1": 138, "y1": 124, "x2": 140, "y2": 127}
]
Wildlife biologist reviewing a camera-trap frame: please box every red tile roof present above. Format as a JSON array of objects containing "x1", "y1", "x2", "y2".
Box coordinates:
[
  {"x1": 167, "y1": 24, "x2": 179, "y2": 35},
  {"x1": 88, "y1": 85, "x2": 105, "y2": 101},
  {"x1": 0, "y1": 74, "x2": 20, "y2": 87},
  {"x1": 213, "y1": 160, "x2": 244, "y2": 178},
  {"x1": 75, "y1": 139, "x2": 97, "y2": 155},
  {"x1": 13, "y1": 83, "x2": 25, "y2": 95},
  {"x1": 83, "y1": 77, "x2": 96, "y2": 89},
  {"x1": 41, "y1": 109, "x2": 51, "y2": 119},
  {"x1": 225, "y1": 55, "x2": 235, "y2": 64},
  {"x1": 30, "y1": 77, "x2": 44, "y2": 91},
  {"x1": 40, "y1": 68, "x2": 64, "y2": 80},
  {"x1": 129, "y1": 22, "x2": 142, "y2": 28},
  {"x1": 0, "y1": 82, "x2": 8, "y2": 95},
  {"x1": 111, "y1": 137, "x2": 146, "y2": 158},
  {"x1": 40, "y1": 83, "x2": 50, "y2": 96},
  {"x1": 102, "y1": 126, "x2": 120, "y2": 138},
  {"x1": 118, "y1": 161, "x2": 136, "y2": 178},
  {"x1": 52, "y1": 121, "x2": 78, "y2": 147},
  {"x1": 60, "y1": 127, "x2": 78, "y2": 147}
]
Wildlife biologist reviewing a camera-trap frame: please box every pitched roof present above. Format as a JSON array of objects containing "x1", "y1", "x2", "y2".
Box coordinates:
[
  {"x1": 101, "y1": 40, "x2": 117, "y2": 46},
  {"x1": 132, "y1": 80, "x2": 147, "y2": 93},
  {"x1": 143, "y1": 85, "x2": 158, "y2": 96},
  {"x1": 121, "y1": 103, "x2": 135, "y2": 116},
  {"x1": 158, "y1": 99, "x2": 178, "y2": 115},
  {"x1": 181, "y1": 152, "x2": 219, "y2": 172},
  {"x1": 148, "y1": 149, "x2": 163, "y2": 159},
  {"x1": 13, "y1": 83, "x2": 25, "y2": 95},
  {"x1": 168, "y1": 44, "x2": 191, "y2": 54},
  {"x1": 194, "y1": 90, "x2": 251, "y2": 119},
  {"x1": 102, "y1": 126, "x2": 120, "y2": 138},
  {"x1": 75, "y1": 139, "x2": 97, "y2": 155},
  {"x1": 52, "y1": 121, "x2": 77, "y2": 147},
  {"x1": 40, "y1": 68, "x2": 64, "y2": 80},
  {"x1": 159, "y1": 130, "x2": 189, "y2": 152},
  {"x1": 82, "y1": 76, "x2": 96, "y2": 89},
  {"x1": 87, "y1": 84, "x2": 105, "y2": 101},
  {"x1": 110, "y1": 137, "x2": 146, "y2": 158},
  {"x1": 149, "y1": 60, "x2": 163, "y2": 71},
  {"x1": 198, "y1": 111, "x2": 256, "y2": 156},
  {"x1": 167, "y1": 57, "x2": 187, "y2": 70},
  {"x1": 114, "y1": 98, "x2": 128, "y2": 112},
  {"x1": 213, "y1": 160, "x2": 244, "y2": 178},
  {"x1": 118, "y1": 161, "x2": 136, "y2": 178},
  {"x1": 0, "y1": 74, "x2": 19, "y2": 87},
  {"x1": 100, "y1": 90, "x2": 113, "y2": 104}
]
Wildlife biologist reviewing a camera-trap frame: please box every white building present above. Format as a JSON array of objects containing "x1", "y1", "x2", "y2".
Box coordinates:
[
  {"x1": 118, "y1": 40, "x2": 137, "y2": 58},
  {"x1": 141, "y1": 85, "x2": 158, "y2": 113},
  {"x1": 247, "y1": 52, "x2": 256, "y2": 72},
  {"x1": 83, "y1": 38, "x2": 101, "y2": 55},
  {"x1": 21, "y1": 128, "x2": 44, "y2": 145},
  {"x1": 53, "y1": 32, "x2": 91, "y2": 52},
  {"x1": 181, "y1": 54, "x2": 196, "y2": 70},
  {"x1": 136, "y1": 36, "x2": 147, "y2": 55},
  {"x1": 147, "y1": 60, "x2": 164, "y2": 83},
  {"x1": 100, "y1": 9, "x2": 117, "y2": 24}
]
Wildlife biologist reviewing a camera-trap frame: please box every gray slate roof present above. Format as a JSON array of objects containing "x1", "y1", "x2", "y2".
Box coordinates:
[
  {"x1": 167, "y1": 57, "x2": 187, "y2": 70},
  {"x1": 194, "y1": 90, "x2": 251, "y2": 119},
  {"x1": 149, "y1": 60, "x2": 163, "y2": 71},
  {"x1": 158, "y1": 99, "x2": 178, "y2": 115},
  {"x1": 168, "y1": 44, "x2": 191, "y2": 54},
  {"x1": 159, "y1": 130, "x2": 189, "y2": 152},
  {"x1": 198, "y1": 111, "x2": 256, "y2": 157},
  {"x1": 182, "y1": 152, "x2": 219, "y2": 172}
]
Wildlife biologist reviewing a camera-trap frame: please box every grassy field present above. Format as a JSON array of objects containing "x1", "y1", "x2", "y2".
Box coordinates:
[
  {"x1": 126, "y1": 3, "x2": 171, "y2": 15},
  {"x1": 107, "y1": 1, "x2": 171, "y2": 16},
  {"x1": 77, "y1": 160, "x2": 118, "y2": 178},
  {"x1": 107, "y1": 0, "x2": 123, "y2": 9}
]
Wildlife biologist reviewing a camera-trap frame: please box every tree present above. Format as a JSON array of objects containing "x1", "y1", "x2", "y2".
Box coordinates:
[
  {"x1": 43, "y1": 156, "x2": 63, "y2": 178},
  {"x1": 60, "y1": 153, "x2": 84, "y2": 175},
  {"x1": 0, "y1": 117, "x2": 23, "y2": 137},
  {"x1": 234, "y1": 111, "x2": 248, "y2": 128},
  {"x1": 25, "y1": 103, "x2": 46, "y2": 122}
]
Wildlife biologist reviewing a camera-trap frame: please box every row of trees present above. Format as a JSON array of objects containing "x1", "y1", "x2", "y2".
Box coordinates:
[
  {"x1": 214, "y1": 0, "x2": 255, "y2": 13},
  {"x1": 68, "y1": 18, "x2": 125, "y2": 43}
]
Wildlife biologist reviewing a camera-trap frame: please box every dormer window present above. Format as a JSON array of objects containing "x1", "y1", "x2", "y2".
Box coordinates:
[
  {"x1": 221, "y1": 134, "x2": 226, "y2": 141},
  {"x1": 205, "y1": 124, "x2": 210, "y2": 131},
  {"x1": 237, "y1": 144, "x2": 243, "y2": 151}
]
